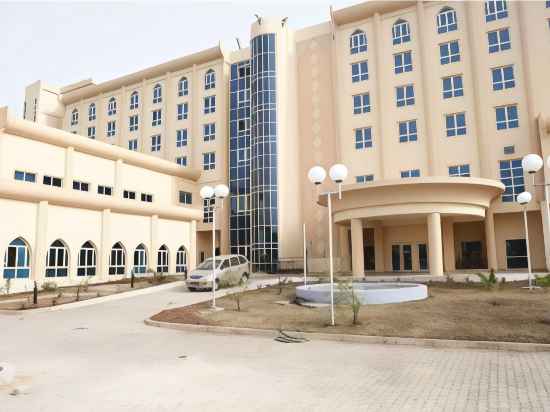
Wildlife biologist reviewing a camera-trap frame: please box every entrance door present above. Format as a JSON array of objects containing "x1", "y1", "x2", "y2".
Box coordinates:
[
  {"x1": 392, "y1": 244, "x2": 412, "y2": 272},
  {"x1": 460, "y1": 241, "x2": 483, "y2": 269},
  {"x1": 392, "y1": 245, "x2": 400, "y2": 271},
  {"x1": 364, "y1": 245, "x2": 375, "y2": 271},
  {"x1": 402, "y1": 245, "x2": 412, "y2": 271},
  {"x1": 418, "y1": 244, "x2": 428, "y2": 271}
]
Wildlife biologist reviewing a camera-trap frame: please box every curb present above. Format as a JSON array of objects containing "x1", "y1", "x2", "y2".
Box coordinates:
[{"x1": 144, "y1": 318, "x2": 550, "y2": 353}]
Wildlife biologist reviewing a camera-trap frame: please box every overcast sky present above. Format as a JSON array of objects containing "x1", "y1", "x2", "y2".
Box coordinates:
[{"x1": 0, "y1": 0, "x2": 357, "y2": 117}]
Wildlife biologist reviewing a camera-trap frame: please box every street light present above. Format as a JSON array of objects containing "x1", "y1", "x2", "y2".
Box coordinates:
[
  {"x1": 200, "y1": 183, "x2": 229, "y2": 308},
  {"x1": 517, "y1": 191, "x2": 535, "y2": 290},
  {"x1": 307, "y1": 163, "x2": 348, "y2": 326}
]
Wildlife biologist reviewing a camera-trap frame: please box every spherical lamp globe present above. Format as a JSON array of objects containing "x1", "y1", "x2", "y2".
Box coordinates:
[
  {"x1": 308, "y1": 166, "x2": 326, "y2": 185},
  {"x1": 517, "y1": 191, "x2": 532, "y2": 206},
  {"x1": 522, "y1": 154, "x2": 543, "y2": 174},
  {"x1": 214, "y1": 184, "x2": 229, "y2": 199},
  {"x1": 329, "y1": 164, "x2": 348, "y2": 184},
  {"x1": 200, "y1": 186, "x2": 214, "y2": 199}
]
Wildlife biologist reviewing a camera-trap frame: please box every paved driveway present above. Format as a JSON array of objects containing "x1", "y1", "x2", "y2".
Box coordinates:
[{"x1": 1, "y1": 283, "x2": 550, "y2": 412}]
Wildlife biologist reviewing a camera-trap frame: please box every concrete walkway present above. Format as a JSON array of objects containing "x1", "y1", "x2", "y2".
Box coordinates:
[{"x1": 1, "y1": 281, "x2": 550, "y2": 411}]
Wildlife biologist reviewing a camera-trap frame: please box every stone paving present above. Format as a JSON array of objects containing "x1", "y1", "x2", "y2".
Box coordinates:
[{"x1": 0, "y1": 282, "x2": 549, "y2": 411}]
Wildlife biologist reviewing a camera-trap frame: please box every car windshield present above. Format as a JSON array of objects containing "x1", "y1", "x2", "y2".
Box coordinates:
[{"x1": 196, "y1": 258, "x2": 224, "y2": 270}]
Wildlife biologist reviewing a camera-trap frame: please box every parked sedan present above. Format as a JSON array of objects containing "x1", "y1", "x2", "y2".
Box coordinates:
[{"x1": 186, "y1": 254, "x2": 250, "y2": 291}]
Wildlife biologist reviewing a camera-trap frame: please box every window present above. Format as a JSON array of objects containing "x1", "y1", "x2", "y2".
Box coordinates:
[
  {"x1": 355, "y1": 127, "x2": 372, "y2": 149},
  {"x1": 396, "y1": 85, "x2": 415, "y2": 107},
  {"x1": 355, "y1": 174, "x2": 374, "y2": 183},
  {"x1": 107, "y1": 97, "x2": 117, "y2": 116},
  {"x1": 178, "y1": 77, "x2": 188, "y2": 96},
  {"x1": 177, "y1": 103, "x2": 188, "y2": 120},
  {"x1": 205, "y1": 69, "x2": 216, "y2": 90},
  {"x1": 151, "y1": 134, "x2": 161, "y2": 152},
  {"x1": 351, "y1": 61, "x2": 368, "y2": 82},
  {"x1": 70, "y1": 109, "x2": 79, "y2": 126},
  {"x1": 176, "y1": 129, "x2": 188, "y2": 147},
  {"x1": 77, "y1": 241, "x2": 96, "y2": 277},
  {"x1": 401, "y1": 169, "x2": 420, "y2": 178},
  {"x1": 123, "y1": 190, "x2": 136, "y2": 200},
  {"x1": 133, "y1": 244, "x2": 147, "y2": 274},
  {"x1": 129, "y1": 91, "x2": 139, "y2": 110},
  {"x1": 73, "y1": 180, "x2": 89, "y2": 192},
  {"x1": 449, "y1": 164, "x2": 470, "y2": 177},
  {"x1": 485, "y1": 0, "x2": 508, "y2": 22},
  {"x1": 176, "y1": 246, "x2": 187, "y2": 274},
  {"x1": 506, "y1": 239, "x2": 527, "y2": 269},
  {"x1": 437, "y1": 7, "x2": 457, "y2": 34},
  {"x1": 203, "y1": 123, "x2": 216, "y2": 141},
  {"x1": 176, "y1": 156, "x2": 187, "y2": 166},
  {"x1": 88, "y1": 103, "x2": 96, "y2": 121},
  {"x1": 45, "y1": 240, "x2": 69, "y2": 277},
  {"x1": 203, "y1": 198, "x2": 214, "y2": 223},
  {"x1": 353, "y1": 93, "x2": 371, "y2": 114},
  {"x1": 153, "y1": 84, "x2": 162, "y2": 104},
  {"x1": 129, "y1": 114, "x2": 139, "y2": 132},
  {"x1": 492, "y1": 66, "x2": 515, "y2": 90},
  {"x1": 141, "y1": 193, "x2": 153, "y2": 203},
  {"x1": 109, "y1": 242, "x2": 125, "y2": 275},
  {"x1": 445, "y1": 113, "x2": 467, "y2": 137},
  {"x1": 3, "y1": 238, "x2": 30, "y2": 279},
  {"x1": 496, "y1": 105, "x2": 519, "y2": 130},
  {"x1": 204, "y1": 96, "x2": 216, "y2": 114},
  {"x1": 203, "y1": 152, "x2": 215, "y2": 171},
  {"x1": 152, "y1": 109, "x2": 162, "y2": 126},
  {"x1": 392, "y1": 19, "x2": 411, "y2": 45},
  {"x1": 398, "y1": 120, "x2": 417, "y2": 142},
  {"x1": 87, "y1": 126, "x2": 96, "y2": 139},
  {"x1": 350, "y1": 29, "x2": 367, "y2": 54},
  {"x1": 157, "y1": 245, "x2": 169, "y2": 273},
  {"x1": 43, "y1": 175, "x2": 62, "y2": 187},
  {"x1": 488, "y1": 28, "x2": 511, "y2": 53},
  {"x1": 394, "y1": 51, "x2": 412, "y2": 74},
  {"x1": 547, "y1": 1, "x2": 550, "y2": 8},
  {"x1": 98, "y1": 185, "x2": 112, "y2": 196},
  {"x1": 499, "y1": 159, "x2": 524, "y2": 202},
  {"x1": 14, "y1": 170, "x2": 36, "y2": 183},
  {"x1": 442, "y1": 75, "x2": 464, "y2": 99},
  {"x1": 179, "y1": 191, "x2": 192, "y2": 204},
  {"x1": 128, "y1": 139, "x2": 138, "y2": 151},
  {"x1": 440, "y1": 40, "x2": 460, "y2": 64},
  {"x1": 107, "y1": 120, "x2": 116, "y2": 137}
]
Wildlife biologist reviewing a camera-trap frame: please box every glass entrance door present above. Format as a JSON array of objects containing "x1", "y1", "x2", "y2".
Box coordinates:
[
  {"x1": 392, "y1": 244, "x2": 412, "y2": 272},
  {"x1": 418, "y1": 244, "x2": 428, "y2": 271}
]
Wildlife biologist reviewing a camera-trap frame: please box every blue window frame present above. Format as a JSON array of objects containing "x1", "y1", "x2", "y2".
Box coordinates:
[
  {"x1": 485, "y1": 0, "x2": 508, "y2": 22},
  {"x1": 14, "y1": 170, "x2": 35, "y2": 182},
  {"x1": 203, "y1": 123, "x2": 216, "y2": 141},
  {"x1": 449, "y1": 164, "x2": 470, "y2": 177},
  {"x1": 351, "y1": 61, "x2": 368, "y2": 82},
  {"x1": 392, "y1": 19, "x2": 411, "y2": 45},
  {"x1": 204, "y1": 96, "x2": 216, "y2": 114},
  {"x1": 399, "y1": 120, "x2": 417, "y2": 142},
  {"x1": 547, "y1": 1, "x2": 550, "y2": 8},
  {"x1": 492, "y1": 66, "x2": 515, "y2": 90},
  {"x1": 440, "y1": 40, "x2": 460, "y2": 64},
  {"x1": 488, "y1": 28, "x2": 511, "y2": 53},
  {"x1": 176, "y1": 156, "x2": 187, "y2": 167},
  {"x1": 499, "y1": 159, "x2": 524, "y2": 202},
  {"x1": 437, "y1": 7, "x2": 458, "y2": 34},
  {"x1": 353, "y1": 93, "x2": 371, "y2": 114},
  {"x1": 396, "y1": 85, "x2": 415, "y2": 107},
  {"x1": 128, "y1": 139, "x2": 138, "y2": 151},
  {"x1": 496, "y1": 105, "x2": 519, "y2": 130},
  {"x1": 3, "y1": 238, "x2": 31, "y2": 279},
  {"x1": 401, "y1": 169, "x2": 420, "y2": 178},
  {"x1": 350, "y1": 30, "x2": 367, "y2": 54},
  {"x1": 446, "y1": 113, "x2": 467, "y2": 137},
  {"x1": 355, "y1": 127, "x2": 372, "y2": 149},
  {"x1": 442, "y1": 75, "x2": 464, "y2": 99},
  {"x1": 203, "y1": 152, "x2": 215, "y2": 171},
  {"x1": 394, "y1": 51, "x2": 412, "y2": 74},
  {"x1": 176, "y1": 129, "x2": 187, "y2": 147},
  {"x1": 177, "y1": 103, "x2": 188, "y2": 120},
  {"x1": 355, "y1": 174, "x2": 374, "y2": 183}
]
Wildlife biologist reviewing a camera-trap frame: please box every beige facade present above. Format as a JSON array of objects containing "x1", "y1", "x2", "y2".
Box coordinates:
[{"x1": 14, "y1": 0, "x2": 550, "y2": 278}]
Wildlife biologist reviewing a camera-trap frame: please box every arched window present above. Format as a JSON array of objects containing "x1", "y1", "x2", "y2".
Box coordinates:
[
  {"x1": 109, "y1": 242, "x2": 126, "y2": 275},
  {"x1": 133, "y1": 244, "x2": 147, "y2": 274},
  {"x1": 71, "y1": 109, "x2": 79, "y2": 126},
  {"x1": 3, "y1": 237, "x2": 30, "y2": 279},
  {"x1": 392, "y1": 19, "x2": 411, "y2": 45},
  {"x1": 157, "y1": 245, "x2": 169, "y2": 273},
  {"x1": 46, "y1": 240, "x2": 69, "y2": 277},
  {"x1": 107, "y1": 97, "x2": 117, "y2": 116},
  {"x1": 204, "y1": 69, "x2": 215, "y2": 90},
  {"x1": 88, "y1": 103, "x2": 96, "y2": 121},
  {"x1": 437, "y1": 7, "x2": 457, "y2": 34},
  {"x1": 350, "y1": 29, "x2": 367, "y2": 54},
  {"x1": 178, "y1": 77, "x2": 188, "y2": 97},
  {"x1": 153, "y1": 84, "x2": 162, "y2": 104},
  {"x1": 77, "y1": 241, "x2": 96, "y2": 277},
  {"x1": 129, "y1": 91, "x2": 139, "y2": 110},
  {"x1": 176, "y1": 246, "x2": 187, "y2": 274}
]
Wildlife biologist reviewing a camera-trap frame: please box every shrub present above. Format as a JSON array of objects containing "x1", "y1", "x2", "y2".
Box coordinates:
[
  {"x1": 41, "y1": 281, "x2": 58, "y2": 292},
  {"x1": 535, "y1": 274, "x2": 550, "y2": 287},
  {"x1": 477, "y1": 269, "x2": 498, "y2": 290},
  {"x1": 337, "y1": 281, "x2": 362, "y2": 325}
]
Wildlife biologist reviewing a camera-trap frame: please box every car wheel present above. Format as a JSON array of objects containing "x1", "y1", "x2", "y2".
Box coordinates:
[
  {"x1": 240, "y1": 273, "x2": 249, "y2": 284},
  {"x1": 188, "y1": 287, "x2": 196, "y2": 292}
]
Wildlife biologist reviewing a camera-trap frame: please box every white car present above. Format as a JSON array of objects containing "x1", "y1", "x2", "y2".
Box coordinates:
[{"x1": 186, "y1": 254, "x2": 250, "y2": 291}]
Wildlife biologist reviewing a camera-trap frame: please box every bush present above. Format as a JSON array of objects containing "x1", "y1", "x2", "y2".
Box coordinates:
[
  {"x1": 476, "y1": 269, "x2": 498, "y2": 290},
  {"x1": 535, "y1": 274, "x2": 550, "y2": 287},
  {"x1": 337, "y1": 281, "x2": 362, "y2": 325},
  {"x1": 41, "y1": 281, "x2": 58, "y2": 292}
]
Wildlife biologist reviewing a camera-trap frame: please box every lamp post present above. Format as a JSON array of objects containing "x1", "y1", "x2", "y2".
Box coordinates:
[
  {"x1": 517, "y1": 191, "x2": 535, "y2": 290},
  {"x1": 307, "y1": 164, "x2": 348, "y2": 326},
  {"x1": 200, "y1": 183, "x2": 229, "y2": 308}
]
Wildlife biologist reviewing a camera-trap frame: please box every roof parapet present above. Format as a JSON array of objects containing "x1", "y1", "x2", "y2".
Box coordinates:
[{"x1": 331, "y1": 1, "x2": 416, "y2": 26}]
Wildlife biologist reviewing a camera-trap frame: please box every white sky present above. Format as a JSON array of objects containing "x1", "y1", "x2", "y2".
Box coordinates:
[{"x1": 0, "y1": 0, "x2": 357, "y2": 117}]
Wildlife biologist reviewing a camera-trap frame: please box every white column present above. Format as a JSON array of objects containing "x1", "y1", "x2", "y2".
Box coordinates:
[
  {"x1": 188, "y1": 220, "x2": 197, "y2": 271},
  {"x1": 373, "y1": 222, "x2": 384, "y2": 273},
  {"x1": 484, "y1": 209, "x2": 498, "y2": 271},
  {"x1": 427, "y1": 212, "x2": 444, "y2": 277},
  {"x1": 350, "y1": 218, "x2": 364, "y2": 278},
  {"x1": 540, "y1": 200, "x2": 550, "y2": 271}
]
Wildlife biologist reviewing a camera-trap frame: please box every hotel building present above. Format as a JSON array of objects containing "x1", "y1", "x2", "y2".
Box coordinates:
[{"x1": 3, "y1": 0, "x2": 550, "y2": 292}]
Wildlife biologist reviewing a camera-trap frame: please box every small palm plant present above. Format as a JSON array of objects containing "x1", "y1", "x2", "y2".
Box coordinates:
[
  {"x1": 337, "y1": 280, "x2": 362, "y2": 325},
  {"x1": 476, "y1": 268, "x2": 498, "y2": 290}
]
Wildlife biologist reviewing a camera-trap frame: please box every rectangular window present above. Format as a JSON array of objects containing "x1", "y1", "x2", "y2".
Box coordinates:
[
  {"x1": 204, "y1": 96, "x2": 216, "y2": 114},
  {"x1": 353, "y1": 93, "x2": 371, "y2": 114},
  {"x1": 442, "y1": 75, "x2": 464, "y2": 99},
  {"x1": 129, "y1": 115, "x2": 139, "y2": 132},
  {"x1": 355, "y1": 127, "x2": 373, "y2": 149},
  {"x1": 439, "y1": 40, "x2": 460, "y2": 65},
  {"x1": 179, "y1": 191, "x2": 192, "y2": 205},
  {"x1": 107, "y1": 120, "x2": 116, "y2": 137},
  {"x1": 152, "y1": 109, "x2": 162, "y2": 126},
  {"x1": 496, "y1": 105, "x2": 519, "y2": 130},
  {"x1": 203, "y1": 123, "x2": 216, "y2": 141},
  {"x1": 43, "y1": 175, "x2": 62, "y2": 188},
  {"x1": 140, "y1": 193, "x2": 153, "y2": 203},
  {"x1": 499, "y1": 159, "x2": 524, "y2": 202},
  {"x1": 14, "y1": 170, "x2": 36, "y2": 183},
  {"x1": 176, "y1": 156, "x2": 187, "y2": 166},
  {"x1": 445, "y1": 112, "x2": 467, "y2": 137},
  {"x1": 401, "y1": 169, "x2": 421, "y2": 178},
  {"x1": 491, "y1": 66, "x2": 515, "y2": 90},
  {"x1": 485, "y1": 0, "x2": 508, "y2": 22},
  {"x1": 355, "y1": 174, "x2": 374, "y2": 184},
  {"x1": 151, "y1": 134, "x2": 161, "y2": 152},
  {"x1": 123, "y1": 190, "x2": 136, "y2": 200},
  {"x1": 396, "y1": 85, "x2": 415, "y2": 107},
  {"x1": 398, "y1": 120, "x2": 417, "y2": 143},
  {"x1": 506, "y1": 239, "x2": 528, "y2": 269},
  {"x1": 128, "y1": 139, "x2": 138, "y2": 151},
  {"x1": 203, "y1": 198, "x2": 214, "y2": 223},
  {"x1": 72, "y1": 180, "x2": 89, "y2": 192},
  {"x1": 394, "y1": 51, "x2": 412, "y2": 74},
  {"x1": 351, "y1": 61, "x2": 368, "y2": 83},
  {"x1": 488, "y1": 28, "x2": 511, "y2": 53},
  {"x1": 203, "y1": 152, "x2": 216, "y2": 171},
  {"x1": 98, "y1": 185, "x2": 112, "y2": 196},
  {"x1": 176, "y1": 129, "x2": 188, "y2": 147},
  {"x1": 87, "y1": 126, "x2": 96, "y2": 139},
  {"x1": 547, "y1": 1, "x2": 550, "y2": 8},
  {"x1": 177, "y1": 103, "x2": 188, "y2": 120},
  {"x1": 448, "y1": 164, "x2": 471, "y2": 177}
]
